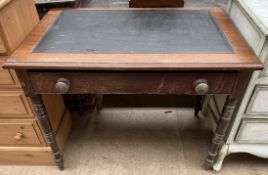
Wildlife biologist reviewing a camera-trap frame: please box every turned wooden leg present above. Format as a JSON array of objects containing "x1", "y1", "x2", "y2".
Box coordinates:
[
  {"x1": 95, "y1": 94, "x2": 104, "y2": 111},
  {"x1": 31, "y1": 94, "x2": 64, "y2": 170},
  {"x1": 205, "y1": 95, "x2": 237, "y2": 169},
  {"x1": 194, "y1": 95, "x2": 203, "y2": 118}
]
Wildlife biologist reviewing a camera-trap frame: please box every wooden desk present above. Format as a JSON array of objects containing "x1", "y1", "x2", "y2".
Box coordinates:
[{"x1": 3, "y1": 8, "x2": 262, "y2": 170}]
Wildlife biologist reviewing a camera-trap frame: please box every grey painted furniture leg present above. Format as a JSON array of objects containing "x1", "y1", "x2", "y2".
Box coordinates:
[
  {"x1": 31, "y1": 94, "x2": 64, "y2": 170},
  {"x1": 213, "y1": 143, "x2": 268, "y2": 172},
  {"x1": 213, "y1": 144, "x2": 229, "y2": 171},
  {"x1": 206, "y1": 96, "x2": 237, "y2": 169}
]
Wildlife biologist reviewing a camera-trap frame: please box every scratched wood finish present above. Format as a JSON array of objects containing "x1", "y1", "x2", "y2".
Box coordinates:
[
  {"x1": 3, "y1": 8, "x2": 262, "y2": 170},
  {"x1": 205, "y1": 71, "x2": 252, "y2": 169},
  {"x1": 28, "y1": 72, "x2": 238, "y2": 95},
  {"x1": 206, "y1": 96, "x2": 238, "y2": 168},
  {"x1": 3, "y1": 8, "x2": 262, "y2": 71},
  {"x1": 129, "y1": 0, "x2": 184, "y2": 8}
]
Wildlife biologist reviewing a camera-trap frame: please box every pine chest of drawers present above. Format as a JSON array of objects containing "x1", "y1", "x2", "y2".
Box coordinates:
[
  {"x1": 0, "y1": 58, "x2": 72, "y2": 164},
  {"x1": 0, "y1": 0, "x2": 72, "y2": 165}
]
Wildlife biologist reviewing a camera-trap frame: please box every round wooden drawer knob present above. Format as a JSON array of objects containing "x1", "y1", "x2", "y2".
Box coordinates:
[
  {"x1": 14, "y1": 132, "x2": 24, "y2": 141},
  {"x1": 194, "y1": 79, "x2": 209, "y2": 94},
  {"x1": 55, "y1": 78, "x2": 70, "y2": 93}
]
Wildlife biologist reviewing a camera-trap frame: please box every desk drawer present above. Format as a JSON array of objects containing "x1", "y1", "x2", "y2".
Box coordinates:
[
  {"x1": 0, "y1": 119, "x2": 44, "y2": 146},
  {"x1": 29, "y1": 72, "x2": 238, "y2": 95}
]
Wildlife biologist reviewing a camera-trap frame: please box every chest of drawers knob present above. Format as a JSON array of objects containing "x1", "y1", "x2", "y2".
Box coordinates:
[
  {"x1": 194, "y1": 79, "x2": 209, "y2": 94},
  {"x1": 14, "y1": 132, "x2": 24, "y2": 141},
  {"x1": 55, "y1": 78, "x2": 70, "y2": 93}
]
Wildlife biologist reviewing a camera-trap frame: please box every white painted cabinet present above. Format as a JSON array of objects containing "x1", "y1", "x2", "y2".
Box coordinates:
[{"x1": 202, "y1": 0, "x2": 268, "y2": 171}]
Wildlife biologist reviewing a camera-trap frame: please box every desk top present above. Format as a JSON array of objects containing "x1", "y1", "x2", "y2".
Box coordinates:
[
  {"x1": 33, "y1": 10, "x2": 233, "y2": 54},
  {"x1": 4, "y1": 8, "x2": 262, "y2": 71}
]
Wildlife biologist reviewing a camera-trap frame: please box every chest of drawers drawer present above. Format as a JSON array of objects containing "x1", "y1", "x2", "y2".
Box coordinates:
[
  {"x1": 0, "y1": 36, "x2": 6, "y2": 54},
  {"x1": 28, "y1": 72, "x2": 238, "y2": 95},
  {"x1": 236, "y1": 119, "x2": 268, "y2": 143},
  {"x1": 0, "y1": 119, "x2": 45, "y2": 146},
  {"x1": 0, "y1": 60, "x2": 20, "y2": 88},
  {"x1": 0, "y1": 90, "x2": 33, "y2": 118},
  {"x1": 246, "y1": 85, "x2": 268, "y2": 115},
  {"x1": 0, "y1": 68, "x2": 20, "y2": 88}
]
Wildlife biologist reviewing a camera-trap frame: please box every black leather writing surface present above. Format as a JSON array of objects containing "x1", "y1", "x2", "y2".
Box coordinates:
[{"x1": 33, "y1": 10, "x2": 233, "y2": 54}]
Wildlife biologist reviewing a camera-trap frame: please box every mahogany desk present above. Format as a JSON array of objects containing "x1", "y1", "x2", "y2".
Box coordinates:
[{"x1": 3, "y1": 8, "x2": 262, "y2": 170}]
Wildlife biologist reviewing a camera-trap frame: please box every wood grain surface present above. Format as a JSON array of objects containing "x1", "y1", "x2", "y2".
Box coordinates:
[
  {"x1": 28, "y1": 71, "x2": 238, "y2": 94},
  {"x1": 0, "y1": 0, "x2": 39, "y2": 55},
  {"x1": 0, "y1": 146, "x2": 54, "y2": 165},
  {"x1": 3, "y1": 8, "x2": 262, "y2": 71},
  {"x1": 0, "y1": 119, "x2": 44, "y2": 146},
  {"x1": 0, "y1": 0, "x2": 12, "y2": 9}
]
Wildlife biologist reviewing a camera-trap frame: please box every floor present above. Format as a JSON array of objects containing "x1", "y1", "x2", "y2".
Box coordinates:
[
  {"x1": 1, "y1": 105, "x2": 268, "y2": 175},
  {"x1": 1, "y1": 0, "x2": 268, "y2": 175}
]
